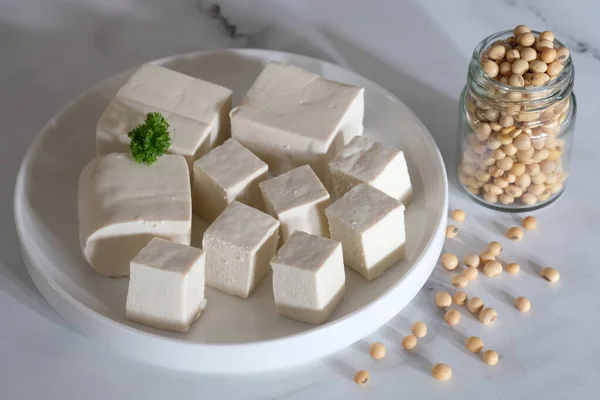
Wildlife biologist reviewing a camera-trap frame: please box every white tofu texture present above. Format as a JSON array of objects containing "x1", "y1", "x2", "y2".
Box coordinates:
[
  {"x1": 329, "y1": 136, "x2": 413, "y2": 204},
  {"x1": 96, "y1": 64, "x2": 233, "y2": 169},
  {"x1": 325, "y1": 184, "x2": 406, "y2": 281},
  {"x1": 193, "y1": 139, "x2": 268, "y2": 223},
  {"x1": 271, "y1": 231, "x2": 345, "y2": 324},
  {"x1": 202, "y1": 201, "x2": 279, "y2": 298},
  {"x1": 231, "y1": 62, "x2": 364, "y2": 188},
  {"x1": 259, "y1": 165, "x2": 331, "y2": 245},
  {"x1": 78, "y1": 153, "x2": 192, "y2": 277},
  {"x1": 126, "y1": 237, "x2": 207, "y2": 333}
]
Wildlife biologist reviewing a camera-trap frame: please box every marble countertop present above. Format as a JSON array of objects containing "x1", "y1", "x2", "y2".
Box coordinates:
[{"x1": 2, "y1": 0, "x2": 599, "y2": 398}]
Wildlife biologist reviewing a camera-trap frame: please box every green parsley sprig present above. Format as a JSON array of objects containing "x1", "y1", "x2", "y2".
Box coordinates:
[{"x1": 127, "y1": 112, "x2": 172, "y2": 165}]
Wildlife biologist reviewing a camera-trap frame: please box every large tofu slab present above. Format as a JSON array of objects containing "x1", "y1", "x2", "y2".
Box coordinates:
[
  {"x1": 231, "y1": 62, "x2": 364, "y2": 187},
  {"x1": 202, "y1": 201, "x2": 279, "y2": 298},
  {"x1": 97, "y1": 64, "x2": 233, "y2": 168},
  {"x1": 78, "y1": 153, "x2": 192, "y2": 277},
  {"x1": 325, "y1": 184, "x2": 405, "y2": 280},
  {"x1": 193, "y1": 139, "x2": 268, "y2": 222},
  {"x1": 126, "y1": 238, "x2": 206, "y2": 333},
  {"x1": 329, "y1": 136, "x2": 413, "y2": 204},
  {"x1": 271, "y1": 231, "x2": 345, "y2": 324},
  {"x1": 259, "y1": 165, "x2": 331, "y2": 245}
]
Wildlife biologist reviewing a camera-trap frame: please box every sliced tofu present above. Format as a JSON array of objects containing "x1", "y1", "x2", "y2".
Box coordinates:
[
  {"x1": 193, "y1": 139, "x2": 268, "y2": 222},
  {"x1": 231, "y1": 62, "x2": 364, "y2": 188},
  {"x1": 202, "y1": 201, "x2": 279, "y2": 298},
  {"x1": 271, "y1": 231, "x2": 345, "y2": 324},
  {"x1": 78, "y1": 153, "x2": 192, "y2": 277},
  {"x1": 259, "y1": 165, "x2": 331, "y2": 245},
  {"x1": 126, "y1": 237, "x2": 206, "y2": 333},
  {"x1": 329, "y1": 136, "x2": 413, "y2": 204},
  {"x1": 325, "y1": 184, "x2": 406, "y2": 280},
  {"x1": 97, "y1": 64, "x2": 232, "y2": 169}
]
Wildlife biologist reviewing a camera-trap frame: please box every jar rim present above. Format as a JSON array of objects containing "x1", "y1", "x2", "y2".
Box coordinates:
[{"x1": 469, "y1": 30, "x2": 574, "y2": 106}]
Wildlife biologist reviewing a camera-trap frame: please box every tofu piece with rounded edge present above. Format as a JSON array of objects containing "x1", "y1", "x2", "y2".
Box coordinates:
[
  {"x1": 202, "y1": 201, "x2": 279, "y2": 298},
  {"x1": 193, "y1": 139, "x2": 268, "y2": 223},
  {"x1": 126, "y1": 237, "x2": 207, "y2": 333},
  {"x1": 329, "y1": 136, "x2": 413, "y2": 204},
  {"x1": 97, "y1": 63, "x2": 233, "y2": 168},
  {"x1": 259, "y1": 165, "x2": 331, "y2": 245},
  {"x1": 78, "y1": 153, "x2": 192, "y2": 278},
  {"x1": 231, "y1": 62, "x2": 364, "y2": 188},
  {"x1": 271, "y1": 231, "x2": 345, "y2": 324},
  {"x1": 325, "y1": 184, "x2": 406, "y2": 281}
]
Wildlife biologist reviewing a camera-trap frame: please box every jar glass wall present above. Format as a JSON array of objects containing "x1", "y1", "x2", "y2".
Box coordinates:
[{"x1": 457, "y1": 30, "x2": 576, "y2": 211}]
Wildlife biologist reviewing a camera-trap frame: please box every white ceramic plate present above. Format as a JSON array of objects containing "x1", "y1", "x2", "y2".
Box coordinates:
[{"x1": 14, "y1": 49, "x2": 447, "y2": 373}]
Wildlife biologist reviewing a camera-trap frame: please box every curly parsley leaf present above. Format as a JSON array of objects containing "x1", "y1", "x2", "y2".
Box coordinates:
[{"x1": 127, "y1": 112, "x2": 172, "y2": 165}]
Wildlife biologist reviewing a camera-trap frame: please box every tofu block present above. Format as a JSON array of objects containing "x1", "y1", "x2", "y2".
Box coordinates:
[
  {"x1": 202, "y1": 201, "x2": 279, "y2": 298},
  {"x1": 271, "y1": 231, "x2": 345, "y2": 324},
  {"x1": 325, "y1": 184, "x2": 406, "y2": 280},
  {"x1": 259, "y1": 165, "x2": 331, "y2": 245},
  {"x1": 78, "y1": 153, "x2": 192, "y2": 277},
  {"x1": 97, "y1": 64, "x2": 233, "y2": 169},
  {"x1": 126, "y1": 238, "x2": 207, "y2": 333},
  {"x1": 231, "y1": 62, "x2": 364, "y2": 187},
  {"x1": 329, "y1": 136, "x2": 413, "y2": 204},
  {"x1": 192, "y1": 139, "x2": 268, "y2": 222}
]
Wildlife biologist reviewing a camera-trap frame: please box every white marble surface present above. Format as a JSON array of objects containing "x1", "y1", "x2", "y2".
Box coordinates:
[{"x1": 1, "y1": 0, "x2": 599, "y2": 398}]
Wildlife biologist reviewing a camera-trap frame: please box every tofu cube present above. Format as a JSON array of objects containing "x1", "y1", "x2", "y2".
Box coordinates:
[
  {"x1": 203, "y1": 201, "x2": 279, "y2": 298},
  {"x1": 271, "y1": 231, "x2": 345, "y2": 324},
  {"x1": 231, "y1": 62, "x2": 364, "y2": 188},
  {"x1": 259, "y1": 165, "x2": 331, "y2": 245},
  {"x1": 192, "y1": 139, "x2": 268, "y2": 222},
  {"x1": 325, "y1": 184, "x2": 406, "y2": 280},
  {"x1": 97, "y1": 64, "x2": 233, "y2": 169},
  {"x1": 126, "y1": 238, "x2": 207, "y2": 333},
  {"x1": 329, "y1": 136, "x2": 413, "y2": 204},
  {"x1": 78, "y1": 153, "x2": 192, "y2": 277}
]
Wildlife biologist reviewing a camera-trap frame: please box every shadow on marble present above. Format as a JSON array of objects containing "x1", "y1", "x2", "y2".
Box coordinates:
[
  {"x1": 528, "y1": 259, "x2": 546, "y2": 276},
  {"x1": 491, "y1": 220, "x2": 509, "y2": 237},
  {"x1": 349, "y1": 338, "x2": 371, "y2": 356},
  {"x1": 376, "y1": 324, "x2": 403, "y2": 351},
  {"x1": 425, "y1": 266, "x2": 456, "y2": 292},
  {"x1": 398, "y1": 347, "x2": 432, "y2": 378},
  {"x1": 481, "y1": 282, "x2": 516, "y2": 308},
  {"x1": 430, "y1": 318, "x2": 482, "y2": 362},
  {"x1": 387, "y1": 313, "x2": 412, "y2": 333},
  {"x1": 324, "y1": 356, "x2": 356, "y2": 382},
  {"x1": 446, "y1": 231, "x2": 489, "y2": 259}
]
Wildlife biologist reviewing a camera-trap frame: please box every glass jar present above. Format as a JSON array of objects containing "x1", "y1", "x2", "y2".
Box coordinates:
[{"x1": 457, "y1": 30, "x2": 576, "y2": 211}]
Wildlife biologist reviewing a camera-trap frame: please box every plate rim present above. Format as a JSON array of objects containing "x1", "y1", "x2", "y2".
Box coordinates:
[{"x1": 14, "y1": 48, "x2": 448, "y2": 371}]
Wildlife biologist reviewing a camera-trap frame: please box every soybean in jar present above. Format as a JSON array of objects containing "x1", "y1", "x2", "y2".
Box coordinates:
[{"x1": 457, "y1": 27, "x2": 576, "y2": 211}]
